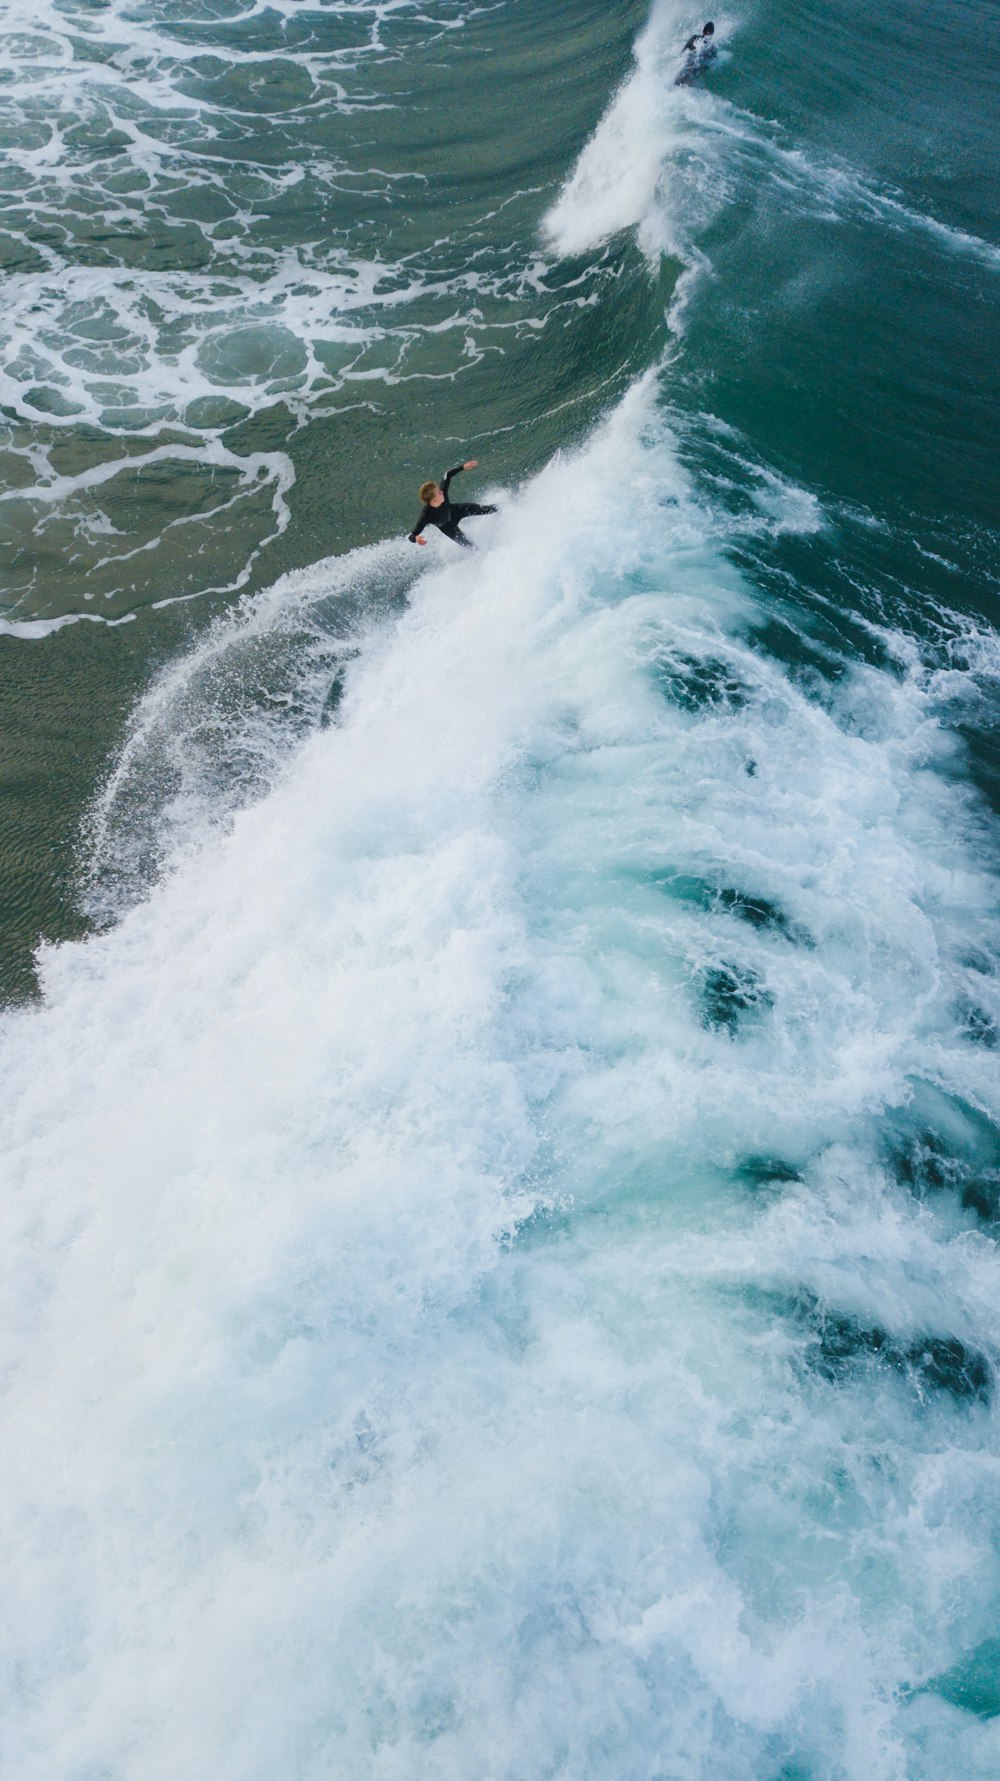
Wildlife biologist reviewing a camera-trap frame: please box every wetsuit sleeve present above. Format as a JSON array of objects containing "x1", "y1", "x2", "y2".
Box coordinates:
[
  {"x1": 408, "y1": 505, "x2": 432, "y2": 542},
  {"x1": 440, "y1": 464, "x2": 465, "y2": 497}
]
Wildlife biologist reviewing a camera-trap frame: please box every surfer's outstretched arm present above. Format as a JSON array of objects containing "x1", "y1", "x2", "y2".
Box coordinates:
[{"x1": 440, "y1": 457, "x2": 478, "y2": 497}]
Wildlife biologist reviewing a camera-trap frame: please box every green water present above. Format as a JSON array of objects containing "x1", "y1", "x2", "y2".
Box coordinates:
[{"x1": 1, "y1": 0, "x2": 996, "y2": 996}]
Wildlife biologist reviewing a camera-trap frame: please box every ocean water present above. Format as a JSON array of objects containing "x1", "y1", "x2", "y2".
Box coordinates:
[{"x1": 1, "y1": 0, "x2": 999, "y2": 1776}]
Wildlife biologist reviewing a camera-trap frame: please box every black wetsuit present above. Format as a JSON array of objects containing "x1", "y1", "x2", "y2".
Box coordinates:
[
  {"x1": 408, "y1": 464, "x2": 497, "y2": 548},
  {"x1": 675, "y1": 30, "x2": 715, "y2": 84}
]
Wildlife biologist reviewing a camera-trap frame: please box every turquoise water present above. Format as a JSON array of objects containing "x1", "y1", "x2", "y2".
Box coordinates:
[{"x1": 1, "y1": 1, "x2": 999, "y2": 1776}]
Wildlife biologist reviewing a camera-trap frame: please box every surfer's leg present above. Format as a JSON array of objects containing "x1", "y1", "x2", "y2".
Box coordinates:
[{"x1": 452, "y1": 502, "x2": 497, "y2": 520}]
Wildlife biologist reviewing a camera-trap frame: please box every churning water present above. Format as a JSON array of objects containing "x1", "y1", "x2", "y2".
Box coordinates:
[{"x1": 1, "y1": 1, "x2": 999, "y2": 1776}]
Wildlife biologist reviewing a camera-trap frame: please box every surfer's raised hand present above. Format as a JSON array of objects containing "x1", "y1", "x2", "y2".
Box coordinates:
[{"x1": 463, "y1": 458, "x2": 478, "y2": 470}]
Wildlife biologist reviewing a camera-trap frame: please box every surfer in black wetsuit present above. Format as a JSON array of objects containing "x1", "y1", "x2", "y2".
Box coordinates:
[
  {"x1": 408, "y1": 459, "x2": 497, "y2": 549},
  {"x1": 676, "y1": 20, "x2": 715, "y2": 84}
]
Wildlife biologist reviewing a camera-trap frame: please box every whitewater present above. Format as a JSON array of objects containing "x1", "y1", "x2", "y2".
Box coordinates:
[
  {"x1": 2, "y1": 0, "x2": 1000, "y2": 1777},
  {"x1": 4, "y1": 375, "x2": 1000, "y2": 1776}
]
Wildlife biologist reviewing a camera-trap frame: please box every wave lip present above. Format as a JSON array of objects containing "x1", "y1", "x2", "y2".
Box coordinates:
[
  {"x1": 543, "y1": 2, "x2": 999, "y2": 285},
  {"x1": 543, "y1": 0, "x2": 729, "y2": 265}
]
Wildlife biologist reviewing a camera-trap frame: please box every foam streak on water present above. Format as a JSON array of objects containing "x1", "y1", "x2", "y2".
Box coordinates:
[
  {"x1": 0, "y1": 0, "x2": 581, "y2": 625},
  {"x1": 2, "y1": 376, "x2": 1000, "y2": 1778}
]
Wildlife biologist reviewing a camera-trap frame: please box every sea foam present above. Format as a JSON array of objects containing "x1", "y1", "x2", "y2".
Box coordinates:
[
  {"x1": 3, "y1": 378, "x2": 1000, "y2": 1778},
  {"x1": 543, "y1": 0, "x2": 731, "y2": 269}
]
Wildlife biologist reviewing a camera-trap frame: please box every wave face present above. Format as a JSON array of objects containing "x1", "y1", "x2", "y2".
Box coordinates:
[{"x1": 2, "y1": 0, "x2": 1000, "y2": 1776}]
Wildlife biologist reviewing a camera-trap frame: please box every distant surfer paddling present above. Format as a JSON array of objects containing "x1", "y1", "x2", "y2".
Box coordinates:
[
  {"x1": 675, "y1": 19, "x2": 715, "y2": 84},
  {"x1": 409, "y1": 459, "x2": 497, "y2": 549}
]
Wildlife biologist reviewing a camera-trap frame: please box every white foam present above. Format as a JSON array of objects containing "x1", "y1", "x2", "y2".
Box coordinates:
[
  {"x1": 3, "y1": 377, "x2": 1000, "y2": 1777},
  {"x1": 82, "y1": 536, "x2": 423, "y2": 917},
  {"x1": 0, "y1": 609, "x2": 137, "y2": 639},
  {"x1": 543, "y1": 0, "x2": 733, "y2": 268},
  {"x1": 701, "y1": 103, "x2": 1000, "y2": 269},
  {"x1": 544, "y1": 11, "x2": 999, "y2": 289}
]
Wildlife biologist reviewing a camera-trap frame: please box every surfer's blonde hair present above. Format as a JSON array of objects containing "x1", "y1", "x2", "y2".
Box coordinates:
[{"x1": 419, "y1": 480, "x2": 438, "y2": 504}]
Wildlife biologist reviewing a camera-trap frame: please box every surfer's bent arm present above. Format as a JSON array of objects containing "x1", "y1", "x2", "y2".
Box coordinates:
[
  {"x1": 439, "y1": 463, "x2": 466, "y2": 497},
  {"x1": 409, "y1": 505, "x2": 432, "y2": 544}
]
